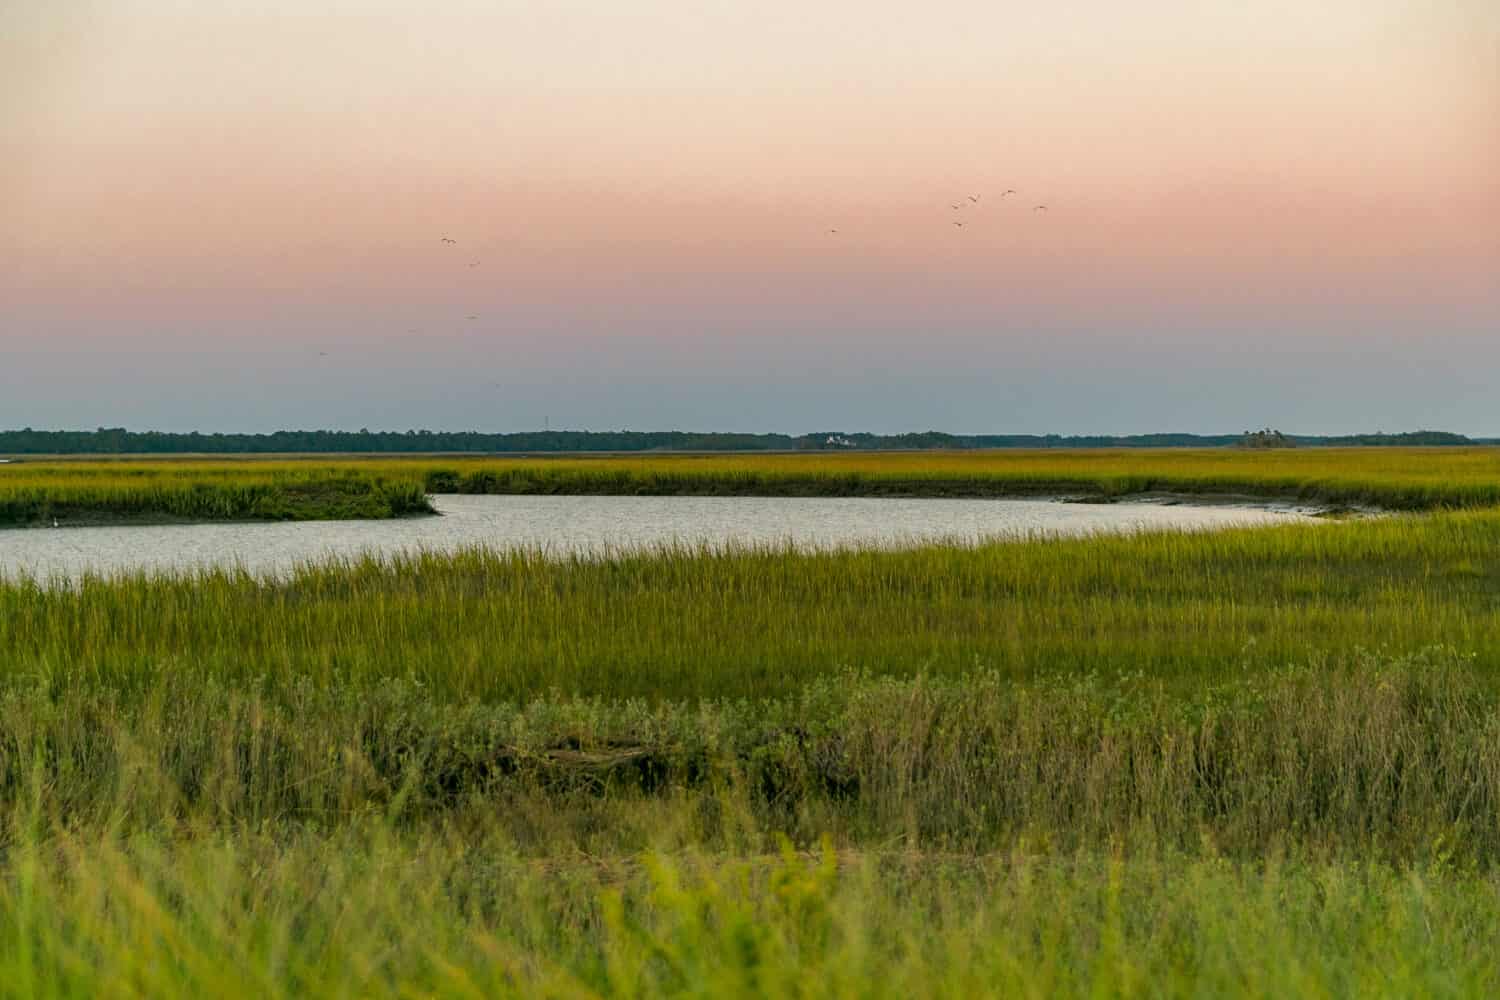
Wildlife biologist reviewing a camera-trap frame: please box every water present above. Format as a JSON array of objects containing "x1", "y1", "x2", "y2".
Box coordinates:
[{"x1": 0, "y1": 494, "x2": 1313, "y2": 581}]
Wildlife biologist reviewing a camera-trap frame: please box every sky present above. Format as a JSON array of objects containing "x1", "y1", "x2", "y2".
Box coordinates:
[{"x1": 3, "y1": 0, "x2": 1497, "y2": 435}]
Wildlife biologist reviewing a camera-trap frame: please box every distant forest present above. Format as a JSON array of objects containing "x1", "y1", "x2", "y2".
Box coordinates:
[{"x1": 0, "y1": 427, "x2": 1484, "y2": 455}]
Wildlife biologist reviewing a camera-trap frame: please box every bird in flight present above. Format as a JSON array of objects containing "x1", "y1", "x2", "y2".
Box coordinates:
[
  {"x1": 1033, "y1": 205, "x2": 1048, "y2": 212},
  {"x1": 950, "y1": 203, "x2": 963, "y2": 210},
  {"x1": 1002, "y1": 189, "x2": 1017, "y2": 198},
  {"x1": 469, "y1": 260, "x2": 480, "y2": 267},
  {"x1": 440, "y1": 237, "x2": 456, "y2": 244},
  {"x1": 952, "y1": 221, "x2": 966, "y2": 228},
  {"x1": 828, "y1": 228, "x2": 838, "y2": 234},
  {"x1": 968, "y1": 195, "x2": 981, "y2": 203},
  {"x1": 318, "y1": 351, "x2": 328, "y2": 357},
  {"x1": 466, "y1": 314, "x2": 478, "y2": 320}
]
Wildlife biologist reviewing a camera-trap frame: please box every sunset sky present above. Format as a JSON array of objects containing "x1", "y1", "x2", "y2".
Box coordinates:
[{"x1": 4, "y1": 0, "x2": 1497, "y2": 434}]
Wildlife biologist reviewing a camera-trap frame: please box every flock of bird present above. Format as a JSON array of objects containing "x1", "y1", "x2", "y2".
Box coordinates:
[
  {"x1": 316, "y1": 190, "x2": 1052, "y2": 355},
  {"x1": 829, "y1": 188, "x2": 1048, "y2": 236}
]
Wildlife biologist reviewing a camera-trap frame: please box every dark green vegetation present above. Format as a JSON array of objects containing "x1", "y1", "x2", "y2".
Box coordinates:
[
  {"x1": 0, "y1": 425, "x2": 1477, "y2": 455},
  {"x1": 1237, "y1": 427, "x2": 1296, "y2": 448}
]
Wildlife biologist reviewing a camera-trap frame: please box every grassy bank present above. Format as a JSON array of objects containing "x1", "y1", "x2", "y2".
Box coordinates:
[
  {"x1": 7, "y1": 512, "x2": 1500, "y2": 702},
  {"x1": 417, "y1": 446, "x2": 1500, "y2": 509},
  {"x1": 0, "y1": 462, "x2": 432, "y2": 527},
  {"x1": 7, "y1": 447, "x2": 1500, "y2": 524}
]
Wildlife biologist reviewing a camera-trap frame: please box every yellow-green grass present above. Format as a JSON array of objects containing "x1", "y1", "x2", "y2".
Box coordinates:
[
  {"x1": 4, "y1": 822, "x2": 1499, "y2": 998},
  {"x1": 5, "y1": 650, "x2": 1500, "y2": 994},
  {"x1": 0, "y1": 461, "x2": 431, "y2": 526},
  {"x1": 415, "y1": 446, "x2": 1500, "y2": 509},
  {"x1": 2, "y1": 647, "x2": 1497, "y2": 860},
  {"x1": 6, "y1": 512, "x2": 1500, "y2": 860},
  {"x1": 8, "y1": 446, "x2": 1500, "y2": 524},
  {"x1": 7, "y1": 511, "x2": 1500, "y2": 703}
]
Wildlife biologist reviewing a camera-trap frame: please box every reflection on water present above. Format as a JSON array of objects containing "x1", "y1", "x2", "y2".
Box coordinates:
[{"x1": 0, "y1": 494, "x2": 1311, "y2": 581}]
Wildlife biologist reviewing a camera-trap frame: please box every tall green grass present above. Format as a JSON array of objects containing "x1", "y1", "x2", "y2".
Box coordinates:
[
  {"x1": 5, "y1": 823, "x2": 1498, "y2": 998},
  {"x1": 0, "y1": 648, "x2": 1496, "y2": 861},
  {"x1": 5, "y1": 650, "x2": 1500, "y2": 992},
  {"x1": 6, "y1": 512, "x2": 1500, "y2": 702},
  {"x1": 5, "y1": 513, "x2": 1500, "y2": 860}
]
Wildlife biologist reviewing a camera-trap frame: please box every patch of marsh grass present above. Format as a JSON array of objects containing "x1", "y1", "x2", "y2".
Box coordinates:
[{"x1": 9, "y1": 446, "x2": 1500, "y2": 523}]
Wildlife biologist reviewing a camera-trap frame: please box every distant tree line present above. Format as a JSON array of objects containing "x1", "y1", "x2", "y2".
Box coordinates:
[
  {"x1": 0, "y1": 427, "x2": 1478, "y2": 456},
  {"x1": 1238, "y1": 428, "x2": 1295, "y2": 449}
]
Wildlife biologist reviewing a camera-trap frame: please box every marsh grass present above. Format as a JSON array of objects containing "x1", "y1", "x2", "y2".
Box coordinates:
[
  {"x1": 8, "y1": 446, "x2": 1500, "y2": 525},
  {"x1": 6, "y1": 511, "x2": 1500, "y2": 702},
  {"x1": 3, "y1": 647, "x2": 1500, "y2": 993},
  {"x1": 0, "y1": 647, "x2": 1494, "y2": 862},
  {"x1": 417, "y1": 446, "x2": 1500, "y2": 509},
  {"x1": 5, "y1": 825, "x2": 1500, "y2": 997},
  {"x1": 9, "y1": 459, "x2": 1500, "y2": 991},
  {"x1": 0, "y1": 462, "x2": 431, "y2": 527},
  {"x1": 8, "y1": 513, "x2": 1500, "y2": 860}
]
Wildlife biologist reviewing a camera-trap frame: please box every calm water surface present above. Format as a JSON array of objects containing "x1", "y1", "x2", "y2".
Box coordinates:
[{"x1": 0, "y1": 494, "x2": 1312, "y2": 581}]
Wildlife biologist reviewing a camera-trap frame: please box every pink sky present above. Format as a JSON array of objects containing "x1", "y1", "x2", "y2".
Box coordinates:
[{"x1": 3, "y1": 0, "x2": 1497, "y2": 433}]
